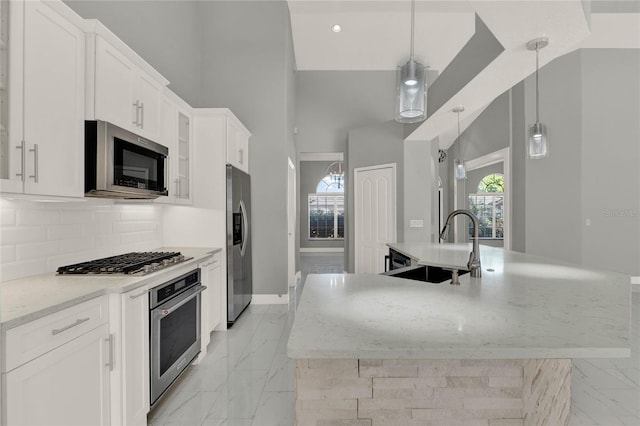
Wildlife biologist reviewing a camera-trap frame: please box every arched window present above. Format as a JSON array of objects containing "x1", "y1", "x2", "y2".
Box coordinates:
[
  {"x1": 316, "y1": 175, "x2": 344, "y2": 193},
  {"x1": 309, "y1": 164, "x2": 344, "y2": 239},
  {"x1": 468, "y1": 173, "x2": 504, "y2": 240}
]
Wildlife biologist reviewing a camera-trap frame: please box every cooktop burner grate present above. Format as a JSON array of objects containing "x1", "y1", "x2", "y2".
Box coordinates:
[{"x1": 56, "y1": 252, "x2": 187, "y2": 275}]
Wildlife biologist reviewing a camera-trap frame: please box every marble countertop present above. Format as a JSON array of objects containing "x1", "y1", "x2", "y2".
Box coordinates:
[
  {"x1": 287, "y1": 244, "x2": 631, "y2": 360},
  {"x1": 0, "y1": 247, "x2": 221, "y2": 331}
]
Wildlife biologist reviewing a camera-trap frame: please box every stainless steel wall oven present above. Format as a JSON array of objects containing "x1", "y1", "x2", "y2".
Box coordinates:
[{"x1": 149, "y1": 269, "x2": 204, "y2": 406}]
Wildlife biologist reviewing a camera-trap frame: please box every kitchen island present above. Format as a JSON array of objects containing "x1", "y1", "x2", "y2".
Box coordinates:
[{"x1": 287, "y1": 244, "x2": 631, "y2": 426}]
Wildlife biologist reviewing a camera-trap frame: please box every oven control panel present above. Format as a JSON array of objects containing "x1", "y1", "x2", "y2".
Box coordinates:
[{"x1": 151, "y1": 269, "x2": 201, "y2": 308}]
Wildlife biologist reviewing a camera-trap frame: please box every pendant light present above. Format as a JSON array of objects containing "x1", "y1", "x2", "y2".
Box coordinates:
[
  {"x1": 453, "y1": 106, "x2": 466, "y2": 180},
  {"x1": 527, "y1": 37, "x2": 549, "y2": 159},
  {"x1": 395, "y1": 0, "x2": 427, "y2": 123}
]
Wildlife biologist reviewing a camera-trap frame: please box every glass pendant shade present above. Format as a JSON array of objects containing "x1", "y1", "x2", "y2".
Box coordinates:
[
  {"x1": 528, "y1": 121, "x2": 549, "y2": 159},
  {"x1": 455, "y1": 158, "x2": 466, "y2": 180},
  {"x1": 396, "y1": 59, "x2": 427, "y2": 123}
]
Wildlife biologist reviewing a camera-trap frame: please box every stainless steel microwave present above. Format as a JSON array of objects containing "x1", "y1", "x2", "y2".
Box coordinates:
[{"x1": 85, "y1": 120, "x2": 169, "y2": 199}]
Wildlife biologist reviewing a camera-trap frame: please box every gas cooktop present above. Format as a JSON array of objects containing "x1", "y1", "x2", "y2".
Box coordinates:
[{"x1": 56, "y1": 252, "x2": 193, "y2": 275}]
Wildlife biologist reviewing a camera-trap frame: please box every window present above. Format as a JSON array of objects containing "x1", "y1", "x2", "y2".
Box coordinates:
[
  {"x1": 468, "y1": 173, "x2": 504, "y2": 240},
  {"x1": 309, "y1": 170, "x2": 344, "y2": 240}
]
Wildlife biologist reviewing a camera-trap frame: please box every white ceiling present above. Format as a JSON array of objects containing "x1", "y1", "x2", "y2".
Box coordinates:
[
  {"x1": 287, "y1": 1, "x2": 640, "y2": 149},
  {"x1": 289, "y1": 1, "x2": 476, "y2": 71}
]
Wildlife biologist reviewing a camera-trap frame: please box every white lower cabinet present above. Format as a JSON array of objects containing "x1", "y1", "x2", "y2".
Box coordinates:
[
  {"x1": 3, "y1": 323, "x2": 111, "y2": 426},
  {"x1": 109, "y1": 287, "x2": 150, "y2": 426},
  {"x1": 200, "y1": 252, "x2": 224, "y2": 352}
]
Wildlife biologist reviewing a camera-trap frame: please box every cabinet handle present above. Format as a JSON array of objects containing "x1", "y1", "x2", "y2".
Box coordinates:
[
  {"x1": 28, "y1": 144, "x2": 38, "y2": 183},
  {"x1": 133, "y1": 101, "x2": 141, "y2": 126},
  {"x1": 51, "y1": 317, "x2": 90, "y2": 335},
  {"x1": 129, "y1": 288, "x2": 151, "y2": 299},
  {"x1": 139, "y1": 102, "x2": 144, "y2": 129},
  {"x1": 238, "y1": 148, "x2": 243, "y2": 165},
  {"x1": 15, "y1": 140, "x2": 25, "y2": 181},
  {"x1": 175, "y1": 178, "x2": 181, "y2": 198},
  {"x1": 105, "y1": 334, "x2": 114, "y2": 371}
]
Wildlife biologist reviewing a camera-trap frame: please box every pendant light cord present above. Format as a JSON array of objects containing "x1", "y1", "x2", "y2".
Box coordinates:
[
  {"x1": 457, "y1": 109, "x2": 464, "y2": 157},
  {"x1": 535, "y1": 43, "x2": 540, "y2": 122},
  {"x1": 410, "y1": 0, "x2": 415, "y2": 61}
]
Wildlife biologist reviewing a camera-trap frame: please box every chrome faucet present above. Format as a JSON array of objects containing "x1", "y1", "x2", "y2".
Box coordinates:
[{"x1": 439, "y1": 209, "x2": 482, "y2": 278}]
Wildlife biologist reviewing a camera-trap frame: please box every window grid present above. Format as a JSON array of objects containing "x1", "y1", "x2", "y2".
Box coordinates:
[{"x1": 308, "y1": 194, "x2": 344, "y2": 240}]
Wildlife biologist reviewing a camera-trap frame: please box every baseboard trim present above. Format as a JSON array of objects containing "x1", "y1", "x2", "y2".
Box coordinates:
[
  {"x1": 632, "y1": 277, "x2": 639, "y2": 293},
  {"x1": 300, "y1": 248, "x2": 344, "y2": 253},
  {"x1": 252, "y1": 294, "x2": 289, "y2": 304}
]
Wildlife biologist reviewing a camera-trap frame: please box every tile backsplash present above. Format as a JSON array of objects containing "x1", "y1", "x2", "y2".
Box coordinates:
[{"x1": 0, "y1": 199, "x2": 163, "y2": 282}]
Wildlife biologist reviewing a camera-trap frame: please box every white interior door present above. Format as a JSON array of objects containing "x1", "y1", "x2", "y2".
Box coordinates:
[
  {"x1": 287, "y1": 158, "x2": 296, "y2": 286},
  {"x1": 355, "y1": 164, "x2": 396, "y2": 273}
]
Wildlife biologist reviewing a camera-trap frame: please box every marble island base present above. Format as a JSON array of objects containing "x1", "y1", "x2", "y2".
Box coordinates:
[{"x1": 295, "y1": 358, "x2": 571, "y2": 426}]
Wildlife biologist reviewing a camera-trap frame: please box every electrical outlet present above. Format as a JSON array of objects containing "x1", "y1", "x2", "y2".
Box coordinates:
[
  {"x1": 585, "y1": 219, "x2": 591, "y2": 226},
  {"x1": 409, "y1": 220, "x2": 424, "y2": 228}
]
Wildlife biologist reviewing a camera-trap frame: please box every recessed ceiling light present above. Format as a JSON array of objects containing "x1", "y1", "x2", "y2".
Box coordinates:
[{"x1": 331, "y1": 24, "x2": 342, "y2": 33}]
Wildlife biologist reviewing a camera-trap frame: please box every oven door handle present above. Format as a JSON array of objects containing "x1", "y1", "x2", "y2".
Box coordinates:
[{"x1": 156, "y1": 285, "x2": 206, "y2": 316}]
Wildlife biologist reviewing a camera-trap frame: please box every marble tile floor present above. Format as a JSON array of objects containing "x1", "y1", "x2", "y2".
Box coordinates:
[{"x1": 149, "y1": 253, "x2": 638, "y2": 426}]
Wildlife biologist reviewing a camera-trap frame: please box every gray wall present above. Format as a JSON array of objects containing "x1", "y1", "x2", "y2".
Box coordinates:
[
  {"x1": 511, "y1": 82, "x2": 527, "y2": 253},
  {"x1": 197, "y1": 1, "x2": 296, "y2": 295},
  {"x1": 524, "y1": 51, "x2": 583, "y2": 265},
  {"x1": 428, "y1": 14, "x2": 504, "y2": 117},
  {"x1": 64, "y1": 0, "x2": 203, "y2": 106},
  {"x1": 300, "y1": 161, "x2": 344, "y2": 250},
  {"x1": 346, "y1": 121, "x2": 406, "y2": 273},
  {"x1": 444, "y1": 48, "x2": 639, "y2": 276},
  {"x1": 295, "y1": 71, "x2": 398, "y2": 154},
  {"x1": 579, "y1": 49, "x2": 640, "y2": 275},
  {"x1": 404, "y1": 139, "x2": 439, "y2": 243}
]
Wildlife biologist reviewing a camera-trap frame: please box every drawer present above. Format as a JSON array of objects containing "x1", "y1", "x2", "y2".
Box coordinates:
[
  {"x1": 3, "y1": 296, "x2": 109, "y2": 372},
  {"x1": 199, "y1": 252, "x2": 221, "y2": 268}
]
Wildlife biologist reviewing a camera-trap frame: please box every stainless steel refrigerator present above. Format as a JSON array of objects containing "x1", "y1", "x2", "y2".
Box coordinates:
[{"x1": 226, "y1": 164, "x2": 252, "y2": 325}]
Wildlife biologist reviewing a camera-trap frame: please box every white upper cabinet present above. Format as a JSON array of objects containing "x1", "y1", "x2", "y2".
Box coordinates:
[
  {"x1": 1, "y1": 0, "x2": 85, "y2": 197},
  {"x1": 85, "y1": 20, "x2": 168, "y2": 142},
  {"x1": 191, "y1": 108, "x2": 250, "y2": 209},
  {"x1": 157, "y1": 89, "x2": 193, "y2": 205},
  {"x1": 226, "y1": 113, "x2": 251, "y2": 174}
]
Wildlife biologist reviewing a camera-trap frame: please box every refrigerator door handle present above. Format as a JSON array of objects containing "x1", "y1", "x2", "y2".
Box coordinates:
[{"x1": 239, "y1": 199, "x2": 249, "y2": 257}]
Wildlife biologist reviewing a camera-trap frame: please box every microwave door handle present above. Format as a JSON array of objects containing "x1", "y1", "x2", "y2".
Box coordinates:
[{"x1": 239, "y1": 200, "x2": 249, "y2": 256}]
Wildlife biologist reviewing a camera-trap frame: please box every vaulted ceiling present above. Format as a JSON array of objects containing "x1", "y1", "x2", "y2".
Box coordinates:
[{"x1": 288, "y1": 0, "x2": 640, "y2": 148}]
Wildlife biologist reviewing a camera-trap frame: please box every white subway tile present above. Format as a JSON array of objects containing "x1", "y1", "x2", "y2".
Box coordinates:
[
  {"x1": 120, "y1": 231, "x2": 159, "y2": 246},
  {"x1": 47, "y1": 224, "x2": 84, "y2": 240},
  {"x1": 1, "y1": 227, "x2": 47, "y2": 245},
  {"x1": 60, "y1": 237, "x2": 94, "y2": 253},
  {"x1": 16, "y1": 208, "x2": 61, "y2": 226},
  {"x1": 94, "y1": 234, "x2": 121, "y2": 249},
  {"x1": 112, "y1": 222, "x2": 136, "y2": 234},
  {"x1": 132, "y1": 221, "x2": 158, "y2": 232},
  {"x1": 16, "y1": 241, "x2": 60, "y2": 260},
  {"x1": 1, "y1": 245, "x2": 16, "y2": 263},
  {"x1": 119, "y1": 206, "x2": 162, "y2": 221},
  {"x1": 61, "y1": 210, "x2": 93, "y2": 225},
  {"x1": 1, "y1": 208, "x2": 16, "y2": 226},
  {"x1": 0, "y1": 259, "x2": 47, "y2": 282}
]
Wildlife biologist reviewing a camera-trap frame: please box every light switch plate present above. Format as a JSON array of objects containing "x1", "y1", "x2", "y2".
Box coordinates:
[{"x1": 409, "y1": 220, "x2": 424, "y2": 228}]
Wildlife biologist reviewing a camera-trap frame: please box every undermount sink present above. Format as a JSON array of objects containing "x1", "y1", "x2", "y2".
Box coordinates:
[{"x1": 381, "y1": 265, "x2": 469, "y2": 284}]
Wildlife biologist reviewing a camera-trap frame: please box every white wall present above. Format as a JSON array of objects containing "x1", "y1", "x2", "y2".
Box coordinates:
[{"x1": 0, "y1": 200, "x2": 163, "y2": 282}]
